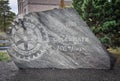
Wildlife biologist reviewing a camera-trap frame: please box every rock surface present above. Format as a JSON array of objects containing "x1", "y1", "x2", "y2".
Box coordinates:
[{"x1": 7, "y1": 8, "x2": 116, "y2": 69}]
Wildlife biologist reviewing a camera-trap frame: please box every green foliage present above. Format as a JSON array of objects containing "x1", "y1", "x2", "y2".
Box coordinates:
[
  {"x1": 0, "y1": 0, "x2": 15, "y2": 32},
  {"x1": 0, "y1": 52, "x2": 9, "y2": 61},
  {"x1": 73, "y1": 0, "x2": 120, "y2": 48}
]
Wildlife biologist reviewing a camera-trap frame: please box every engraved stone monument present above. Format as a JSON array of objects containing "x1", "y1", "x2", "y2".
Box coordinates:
[{"x1": 7, "y1": 8, "x2": 116, "y2": 69}]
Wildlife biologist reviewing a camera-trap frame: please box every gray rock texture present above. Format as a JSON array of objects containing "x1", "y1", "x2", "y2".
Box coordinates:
[{"x1": 7, "y1": 8, "x2": 116, "y2": 69}]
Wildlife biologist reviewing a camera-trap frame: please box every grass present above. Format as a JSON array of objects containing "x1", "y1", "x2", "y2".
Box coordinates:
[
  {"x1": 0, "y1": 32, "x2": 6, "y2": 37},
  {"x1": 108, "y1": 48, "x2": 120, "y2": 55},
  {"x1": 0, "y1": 32, "x2": 9, "y2": 61},
  {"x1": 0, "y1": 51, "x2": 10, "y2": 61},
  {"x1": 108, "y1": 47, "x2": 120, "y2": 64},
  {"x1": 0, "y1": 32, "x2": 5, "y2": 35},
  {"x1": 0, "y1": 44, "x2": 6, "y2": 47}
]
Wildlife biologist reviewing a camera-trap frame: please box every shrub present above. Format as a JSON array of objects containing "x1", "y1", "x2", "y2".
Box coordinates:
[{"x1": 73, "y1": 0, "x2": 120, "y2": 48}]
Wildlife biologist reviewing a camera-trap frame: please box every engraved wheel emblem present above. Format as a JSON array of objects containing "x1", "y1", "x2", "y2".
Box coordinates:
[
  {"x1": 8, "y1": 18, "x2": 49, "y2": 61},
  {"x1": 14, "y1": 28, "x2": 38, "y2": 51}
]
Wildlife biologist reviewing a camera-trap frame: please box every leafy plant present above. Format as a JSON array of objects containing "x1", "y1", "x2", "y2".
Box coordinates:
[
  {"x1": 0, "y1": 0, "x2": 15, "y2": 32},
  {"x1": 73, "y1": 0, "x2": 120, "y2": 48}
]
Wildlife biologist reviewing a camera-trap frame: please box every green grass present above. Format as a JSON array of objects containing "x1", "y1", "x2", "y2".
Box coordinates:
[
  {"x1": 0, "y1": 52, "x2": 10, "y2": 61},
  {"x1": 108, "y1": 47, "x2": 120, "y2": 64},
  {"x1": 0, "y1": 32, "x2": 6, "y2": 36},
  {"x1": 108, "y1": 48, "x2": 120, "y2": 55},
  {"x1": 0, "y1": 44, "x2": 6, "y2": 47}
]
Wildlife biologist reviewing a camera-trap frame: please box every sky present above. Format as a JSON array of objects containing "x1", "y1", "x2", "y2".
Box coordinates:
[{"x1": 9, "y1": 0, "x2": 18, "y2": 14}]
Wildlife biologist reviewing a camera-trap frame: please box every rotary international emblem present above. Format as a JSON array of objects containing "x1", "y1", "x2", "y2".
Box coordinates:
[{"x1": 8, "y1": 15, "x2": 49, "y2": 61}]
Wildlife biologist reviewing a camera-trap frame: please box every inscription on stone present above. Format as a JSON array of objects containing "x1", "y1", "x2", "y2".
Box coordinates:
[{"x1": 8, "y1": 8, "x2": 116, "y2": 69}]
